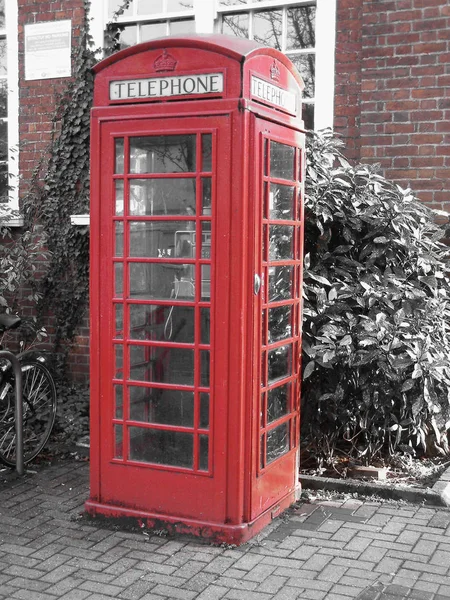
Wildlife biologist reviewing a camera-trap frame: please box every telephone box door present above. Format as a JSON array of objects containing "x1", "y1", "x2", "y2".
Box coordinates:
[
  {"x1": 95, "y1": 115, "x2": 231, "y2": 521},
  {"x1": 250, "y1": 117, "x2": 304, "y2": 520}
]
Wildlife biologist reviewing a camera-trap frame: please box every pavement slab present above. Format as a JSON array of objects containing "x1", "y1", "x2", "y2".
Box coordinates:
[{"x1": 1, "y1": 460, "x2": 450, "y2": 600}]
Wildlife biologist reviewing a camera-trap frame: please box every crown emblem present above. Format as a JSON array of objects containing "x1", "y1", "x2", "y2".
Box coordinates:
[
  {"x1": 154, "y1": 49, "x2": 178, "y2": 72},
  {"x1": 270, "y1": 60, "x2": 280, "y2": 82}
]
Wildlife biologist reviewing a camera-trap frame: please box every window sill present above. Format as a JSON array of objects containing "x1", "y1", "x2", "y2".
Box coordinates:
[{"x1": 70, "y1": 214, "x2": 90, "y2": 226}]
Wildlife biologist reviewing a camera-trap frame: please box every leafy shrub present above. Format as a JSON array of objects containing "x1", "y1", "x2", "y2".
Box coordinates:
[{"x1": 301, "y1": 130, "x2": 450, "y2": 465}]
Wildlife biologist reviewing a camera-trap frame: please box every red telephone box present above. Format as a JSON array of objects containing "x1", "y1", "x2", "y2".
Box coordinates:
[{"x1": 87, "y1": 34, "x2": 305, "y2": 545}]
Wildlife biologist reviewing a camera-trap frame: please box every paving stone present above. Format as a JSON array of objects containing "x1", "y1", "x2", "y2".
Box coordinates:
[{"x1": 194, "y1": 585, "x2": 229, "y2": 600}]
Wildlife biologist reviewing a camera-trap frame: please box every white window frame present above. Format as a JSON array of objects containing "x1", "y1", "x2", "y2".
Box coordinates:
[{"x1": 0, "y1": 0, "x2": 20, "y2": 222}]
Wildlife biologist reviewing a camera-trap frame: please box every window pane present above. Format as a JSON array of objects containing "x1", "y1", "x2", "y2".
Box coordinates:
[
  {"x1": 115, "y1": 25, "x2": 137, "y2": 50},
  {"x1": 138, "y1": 0, "x2": 163, "y2": 14},
  {"x1": 270, "y1": 184, "x2": 294, "y2": 220},
  {"x1": 129, "y1": 263, "x2": 195, "y2": 300},
  {"x1": 115, "y1": 221, "x2": 123, "y2": 257},
  {"x1": 222, "y1": 13, "x2": 249, "y2": 38},
  {"x1": 129, "y1": 179, "x2": 196, "y2": 216},
  {"x1": 0, "y1": 80, "x2": 7, "y2": 118},
  {"x1": 129, "y1": 345, "x2": 195, "y2": 385},
  {"x1": 287, "y1": 6, "x2": 316, "y2": 50},
  {"x1": 270, "y1": 141, "x2": 295, "y2": 181},
  {"x1": 266, "y1": 421, "x2": 289, "y2": 464},
  {"x1": 201, "y1": 134, "x2": 212, "y2": 172},
  {"x1": 140, "y1": 22, "x2": 167, "y2": 41},
  {"x1": 0, "y1": 39, "x2": 6, "y2": 76},
  {"x1": 200, "y1": 393, "x2": 209, "y2": 428},
  {"x1": 129, "y1": 221, "x2": 195, "y2": 258},
  {"x1": 129, "y1": 427, "x2": 193, "y2": 468},
  {"x1": 115, "y1": 263, "x2": 123, "y2": 297},
  {"x1": 167, "y1": 0, "x2": 193, "y2": 10},
  {"x1": 0, "y1": 2, "x2": 5, "y2": 28},
  {"x1": 129, "y1": 387, "x2": 194, "y2": 426},
  {"x1": 253, "y1": 10, "x2": 282, "y2": 50},
  {"x1": 0, "y1": 119, "x2": 7, "y2": 162},
  {"x1": 302, "y1": 103, "x2": 315, "y2": 130},
  {"x1": 170, "y1": 19, "x2": 195, "y2": 36},
  {"x1": 114, "y1": 425, "x2": 123, "y2": 459},
  {"x1": 115, "y1": 139, "x2": 124, "y2": 174},
  {"x1": 115, "y1": 385, "x2": 123, "y2": 418},
  {"x1": 115, "y1": 180, "x2": 124, "y2": 215},
  {"x1": 268, "y1": 305, "x2": 292, "y2": 343},
  {"x1": 130, "y1": 135, "x2": 196, "y2": 174},
  {"x1": 269, "y1": 225, "x2": 294, "y2": 261},
  {"x1": 268, "y1": 266, "x2": 294, "y2": 302},
  {"x1": 268, "y1": 345, "x2": 292, "y2": 383},
  {"x1": 115, "y1": 304, "x2": 123, "y2": 339},
  {"x1": 0, "y1": 162, "x2": 8, "y2": 203},
  {"x1": 267, "y1": 383, "x2": 289, "y2": 423},
  {"x1": 129, "y1": 304, "x2": 194, "y2": 343},
  {"x1": 199, "y1": 435, "x2": 209, "y2": 471},
  {"x1": 289, "y1": 54, "x2": 315, "y2": 99}
]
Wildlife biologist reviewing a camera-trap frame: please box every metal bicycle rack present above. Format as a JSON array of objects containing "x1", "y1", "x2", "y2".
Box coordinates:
[{"x1": 0, "y1": 351, "x2": 24, "y2": 475}]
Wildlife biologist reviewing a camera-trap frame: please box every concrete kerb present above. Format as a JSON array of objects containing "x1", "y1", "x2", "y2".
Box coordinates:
[{"x1": 300, "y1": 464, "x2": 450, "y2": 507}]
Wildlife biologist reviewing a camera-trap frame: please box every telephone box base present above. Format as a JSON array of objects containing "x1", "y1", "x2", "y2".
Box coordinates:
[{"x1": 85, "y1": 489, "x2": 299, "y2": 546}]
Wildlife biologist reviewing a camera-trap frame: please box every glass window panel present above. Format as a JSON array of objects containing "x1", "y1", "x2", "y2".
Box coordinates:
[
  {"x1": 199, "y1": 435, "x2": 209, "y2": 471},
  {"x1": 115, "y1": 180, "x2": 124, "y2": 216},
  {"x1": 129, "y1": 221, "x2": 194, "y2": 258},
  {"x1": 0, "y1": 160, "x2": 7, "y2": 203},
  {"x1": 201, "y1": 265, "x2": 211, "y2": 300},
  {"x1": 108, "y1": 0, "x2": 133, "y2": 18},
  {"x1": 129, "y1": 345, "x2": 194, "y2": 385},
  {"x1": 261, "y1": 351, "x2": 266, "y2": 387},
  {"x1": 253, "y1": 10, "x2": 282, "y2": 50},
  {"x1": 138, "y1": 0, "x2": 163, "y2": 14},
  {"x1": 129, "y1": 263, "x2": 195, "y2": 300},
  {"x1": 268, "y1": 345, "x2": 292, "y2": 383},
  {"x1": 289, "y1": 54, "x2": 315, "y2": 99},
  {"x1": 116, "y1": 25, "x2": 137, "y2": 50},
  {"x1": 221, "y1": 13, "x2": 249, "y2": 38},
  {"x1": 114, "y1": 138, "x2": 124, "y2": 174},
  {"x1": 269, "y1": 225, "x2": 294, "y2": 261},
  {"x1": 266, "y1": 421, "x2": 289, "y2": 464},
  {"x1": 114, "y1": 425, "x2": 123, "y2": 459},
  {"x1": 129, "y1": 178, "x2": 196, "y2": 216},
  {"x1": 202, "y1": 134, "x2": 212, "y2": 172},
  {"x1": 0, "y1": 120, "x2": 7, "y2": 163},
  {"x1": 130, "y1": 135, "x2": 196, "y2": 174},
  {"x1": 267, "y1": 383, "x2": 289, "y2": 423},
  {"x1": 115, "y1": 221, "x2": 123, "y2": 257},
  {"x1": 202, "y1": 178, "x2": 212, "y2": 215},
  {"x1": 115, "y1": 345, "x2": 123, "y2": 379},
  {"x1": 260, "y1": 434, "x2": 265, "y2": 469},
  {"x1": 263, "y1": 181, "x2": 268, "y2": 220},
  {"x1": 268, "y1": 305, "x2": 292, "y2": 343},
  {"x1": 170, "y1": 19, "x2": 195, "y2": 36},
  {"x1": 201, "y1": 308, "x2": 210, "y2": 345},
  {"x1": 129, "y1": 386, "x2": 194, "y2": 426},
  {"x1": 287, "y1": 6, "x2": 316, "y2": 50},
  {"x1": 269, "y1": 266, "x2": 293, "y2": 301},
  {"x1": 0, "y1": 40, "x2": 6, "y2": 76},
  {"x1": 0, "y1": 2, "x2": 5, "y2": 28},
  {"x1": 201, "y1": 221, "x2": 211, "y2": 258},
  {"x1": 269, "y1": 184, "x2": 294, "y2": 220},
  {"x1": 129, "y1": 304, "x2": 194, "y2": 343},
  {"x1": 0, "y1": 80, "x2": 7, "y2": 118},
  {"x1": 261, "y1": 309, "x2": 267, "y2": 346},
  {"x1": 302, "y1": 103, "x2": 315, "y2": 130},
  {"x1": 200, "y1": 393, "x2": 209, "y2": 429},
  {"x1": 115, "y1": 263, "x2": 123, "y2": 297},
  {"x1": 115, "y1": 304, "x2": 123, "y2": 339},
  {"x1": 140, "y1": 21, "x2": 167, "y2": 41},
  {"x1": 270, "y1": 141, "x2": 295, "y2": 181},
  {"x1": 167, "y1": 0, "x2": 193, "y2": 10},
  {"x1": 115, "y1": 385, "x2": 123, "y2": 419},
  {"x1": 129, "y1": 427, "x2": 193, "y2": 468},
  {"x1": 201, "y1": 350, "x2": 210, "y2": 387},
  {"x1": 264, "y1": 138, "x2": 268, "y2": 177}
]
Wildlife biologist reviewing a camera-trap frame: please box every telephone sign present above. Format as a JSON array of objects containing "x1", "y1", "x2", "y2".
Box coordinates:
[{"x1": 88, "y1": 35, "x2": 305, "y2": 545}]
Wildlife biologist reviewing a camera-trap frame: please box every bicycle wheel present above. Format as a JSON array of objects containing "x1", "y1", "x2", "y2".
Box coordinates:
[{"x1": 0, "y1": 359, "x2": 57, "y2": 467}]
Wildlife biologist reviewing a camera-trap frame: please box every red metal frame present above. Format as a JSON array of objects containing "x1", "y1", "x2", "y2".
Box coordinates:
[{"x1": 88, "y1": 35, "x2": 305, "y2": 545}]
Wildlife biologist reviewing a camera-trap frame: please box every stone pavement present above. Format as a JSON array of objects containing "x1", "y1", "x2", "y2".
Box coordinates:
[{"x1": 1, "y1": 459, "x2": 450, "y2": 600}]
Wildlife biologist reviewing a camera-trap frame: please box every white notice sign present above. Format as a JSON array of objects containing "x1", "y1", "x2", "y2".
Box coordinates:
[
  {"x1": 25, "y1": 20, "x2": 72, "y2": 81},
  {"x1": 110, "y1": 73, "x2": 224, "y2": 101},
  {"x1": 251, "y1": 75, "x2": 297, "y2": 115}
]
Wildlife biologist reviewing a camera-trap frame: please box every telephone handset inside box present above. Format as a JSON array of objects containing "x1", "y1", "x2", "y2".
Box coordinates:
[{"x1": 174, "y1": 230, "x2": 210, "y2": 298}]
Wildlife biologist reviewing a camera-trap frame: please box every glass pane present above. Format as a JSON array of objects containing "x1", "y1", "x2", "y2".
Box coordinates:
[
  {"x1": 115, "y1": 180, "x2": 124, "y2": 216},
  {"x1": 167, "y1": 0, "x2": 193, "y2": 10},
  {"x1": 129, "y1": 427, "x2": 193, "y2": 468},
  {"x1": 116, "y1": 25, "x2": 137, "y2": 50},
  {"x1": 202, "y1": 134, "x2": 212, "y2": 172},
  {"x1": 0, "y1": 120, "x2": 7, "y2": 162},
  {"x1": 264, "y1": 138, "x2": 268, "y2": 177},
  {"x1": 114, "y1": 425, "x2": 123, "y2": 459},
  {"x1": 268, "y1": 305, "x2": 292, "y2": 343},
  {"x1": 266, "y1": 421, "x2": 289, "y2": 464},
  {"x1": 115, "y1": 221, "x2": 123, "y2": 257},
  {"x1": 129, "y1": 386, "x2": 194, "y2": 426},
  {"x1": 269, "y1": 266, "x2": 293, "y2": 302},
  {"x1": 270, "y1": 141, "x2": 295, "y2": 180},
  {"x1": 129, "y1": 263, "x2": 195, "y2": 300},
  {"x1": 222, "y1": 13, "x2": 249, "y2": 38},
  {"x1": 115, "y1": 345, "x2": 123, "y2": 379},
  {"x1": 261, "y1": 351, "x2": 266, "y2": 386},
  {"x1": 0, "y1": 162, "x2": 7, "y2": 203},
  {"x1": 268, "y1": 345, "x2": 291, "y2": 383},
  {"x1": 115, "y1": 263, "x2": 123, "y2": 297},
  {"x1": 138, "y1": 0, "x2": 163, "y2": 14},
  {"x1": 260, "y1": 434, "x2": 265, "y2": 469},
  {"x1": 115, "y1": 385, "x2": 123, "y2": 419},
  {"x1": 0, "y1": 40, "x2": 6, "y2": 76},
  {"x1": 270, "y1": 184, "x2": 294, "y2": 220},
  {"x1": 267, "y1": 384, "x2": 289, "y2": 423},
  {"x1": 269, "y1": 225, "x2": 294, "y2": 261},
  {"x1": 200, "y1": 393, "x2": 209, "y2": 429},
  {"x1": 115, "y1": 304, "x2": 123, "y2": 339},
  {"x1": 201, "y1": 350, "x2": 210, "y2": 387},
  {"x1": 108, "y1": 0, "x2": 133, "y2": 18},
  {"x1": 201, "y1": 265, "x2": 211, "y2": 300},
  {"x1": 170, "y1": 19, "x2": 196, "y2": 36},
  {"x1": 289, "y1": 54, "x2": 315, "y2": 99},
  {"x1": 302, "y1": 103, "x2": 315, "y2": 130},
  {"x1": 140, "y1": 22, "x2": 167, "y2": 42},
  {"x1": 115, "y1": 138, "x2": 124, "y2": 174},
  {"x1": 0, "y1": 2, "x2": 5, "y2": 28},
  {"x1": 253, "y1": 10, "x2": 282, "y2": 50},
  {"x1": 129, "y1": 221, "x2": 194, "y2": 258},
  {"x1": 201, "y1": 308, "x2": 210, "y2": 345},
  {"x1": 199, "y1": 435, "x2": 209, "y2": 471},
  {"x1": 202, "y1": 178, "x2": 212, "y2": 215},
  {"x1": 129, "y1": 345, "x2": 194, "y2": 385},
  {"x1": 130, "y1": 135, "x2": 196, "y2": 174},
  {"x1": 129, "y1": 304, "x2": 194, "y2": 343},
  {"x1": 201, "y1": 221, "x2": 211, "y2": 257},
  {"x1": 0, "y1": 80, "x2": 7, "y2": 118},
  {"x1": 287, "y1": 6, "x2": 316, "y2": 50},
  {"x1": 129, "y1": 178, "x2": 196, "y2": 216}
]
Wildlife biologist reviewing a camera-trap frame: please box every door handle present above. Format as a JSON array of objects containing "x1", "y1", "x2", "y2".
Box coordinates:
[{"x1": 254, "y1": 273, "x2": 261, "y2": 295}]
